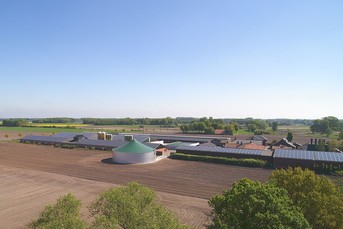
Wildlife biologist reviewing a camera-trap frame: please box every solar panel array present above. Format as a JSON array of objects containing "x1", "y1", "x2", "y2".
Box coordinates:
[
  {"x1": 21, "y1": 135, "x2": 67, "y2": 143},
  {"x1": 76, "y1": 139, "x2": 126, "y2": 148},
  {"x1": 151, "y1": 135, "x2": 227, "y2": 143},
  {"x1": 274, "y1": 149, "x2": 313, "y2": 161},
  {"x1": 52, "y1": 132, "x2": 79, "y2": 139},
  {"x1": 176, "y1": 145, "x2": 264, "y2": 156},
  {"x1": 274, "y1": 149, "x2": 343, "y2": 163},
  {"x1": 315, "y1": 151, "x2": 343, "y2": 162}
]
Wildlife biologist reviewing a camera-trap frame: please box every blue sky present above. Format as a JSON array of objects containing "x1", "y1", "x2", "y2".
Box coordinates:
[{"x1": 0, "y1": 0, "x2": 342, "y2": 119}]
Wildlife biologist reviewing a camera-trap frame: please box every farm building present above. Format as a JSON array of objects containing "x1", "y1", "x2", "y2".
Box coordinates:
[
  {"x1": 273, "y1": 149, "x2": 343, "y2": 169},
  {"x1": 271, "y1": 138, "x2": 296, "y2": 150},
  {"x1": 112, "y1": 139, "x2": 156, "y2": 164},
  {"x1": 176, "y1": 145, "x2": 273, "y2": 162},
  {"x1": 143, "y1": 142, "x2": 169, "y2": 156},
  {"x1": 20, "y1": 135, "x2": 71, "y2": 145}
]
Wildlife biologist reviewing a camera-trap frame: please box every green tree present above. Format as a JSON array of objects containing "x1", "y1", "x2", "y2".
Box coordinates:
[
  {"x1": 89, "y1": 182, "x2": 188, "y2": 229},
  {"x1": 29, "y1": 193, "x2": 86, "y2": 229},
  {"x1": 2, "y1": 119, "x2": 29, "y2": 127},
  {"x1": 310, "y1": 116, "x2": 340, "y2": 134},
  {"x1": 204, "y1": 127, "x2": 215, "y2": 134},
  {"x1": 272, "y1": 121, "x2": 278, "y2": 131},
  {"x1": 224, "y1": 124, "x2": 235, "y2": 135},
  {"x1": 247, "y1": 124, "x2": 257, "y2": 133},
  {"x1": 287, "y1": 132, "x2": 293, "y2": 142},
  {"x1": 270, "y1": 167, "x2": 343, "y2": 229},
  {"x1": 338, "y1": 131, "x2": 343, "y2": 140},
  {"x1": 208, "y1": 178, "x2": 310, "y2": 229},
  {"x1": 196, "y1": 122, "x2": 207, "y2": 133},
  {"x1": 327, "y1": 140, "x2": 338, "y2": 152}
]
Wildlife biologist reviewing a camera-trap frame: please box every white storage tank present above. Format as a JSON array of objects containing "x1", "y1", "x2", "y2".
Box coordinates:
[{"x1": 112, "y1": 139, "x2": 156, "y2": 164}]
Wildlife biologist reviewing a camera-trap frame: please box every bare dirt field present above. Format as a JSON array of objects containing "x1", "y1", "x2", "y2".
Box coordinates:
[
  {"x1": 0, "y1": 141, "x2": 272, "y2": 228},
  {"x1": 0, "y1": 131, "x2": 46, "y2": 141}
]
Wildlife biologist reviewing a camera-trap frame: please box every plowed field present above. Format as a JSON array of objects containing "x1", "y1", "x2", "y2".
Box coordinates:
[{"x1": 0, "y1": 142, "x2": 272, "y2": 228}]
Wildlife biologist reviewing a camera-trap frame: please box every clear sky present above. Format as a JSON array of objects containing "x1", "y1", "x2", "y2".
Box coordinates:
[{"x1": 0, "y1": 0, "x2": 342, "y2": 119}]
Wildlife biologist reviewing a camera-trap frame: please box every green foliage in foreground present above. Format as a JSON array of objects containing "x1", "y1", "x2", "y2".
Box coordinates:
[
  {"x1": 270, "y1": 167, "x2": 343, "y2": 229},
  {"x1": 30, "y1": 183, "x2": 188, "y2": 229},
  {"x1": 169, "y1": 153, "x2": 269, "y2": 168},
  {"x1": 89, "y1": 182, "x2": 188, "y2": 229},
  {"x1": 209, "y1": 178, "x2": 310, "y2": 229},
  {"x1": 29, "y1": 193, "x2": 86, "y2": 229}
]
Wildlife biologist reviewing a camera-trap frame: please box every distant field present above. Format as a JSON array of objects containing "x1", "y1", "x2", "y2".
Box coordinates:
[
  {"x1": 0, "y1": 126, "x2": 86, "y2": 133},
  {"x1": 30, "y1": 123, "x2": 90, "y2": 127},
  {"x1": 235, "y1": 129, "x2": 251, "y2": 135},
  {"x1": 81, "y1": 124, "x2": 180, "y2": 133}
]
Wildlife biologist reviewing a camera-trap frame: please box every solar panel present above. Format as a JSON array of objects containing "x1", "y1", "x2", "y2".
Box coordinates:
[
  {"x1": 274, "y1": 149, "x2": 314, "y2": 161},
  {"x1": 21, "y1": 135, "x2": 67, "y2": 143},
  {"x1": 150, "y1": 134, "x2": 227, "y2": 143},
  {"x1": 315, "y1": 152, "x2": 343, "y2": 163},
  {"x1": 176, "y1": 145, "x2": 264, "y2": 156},
  {"x1": 77, "y1": 139, "x2": 125, "y2": 148}
]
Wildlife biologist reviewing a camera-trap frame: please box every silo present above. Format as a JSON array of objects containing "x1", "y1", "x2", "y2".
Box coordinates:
[
  {"x1": 124, "y1": 135, "x2": 133, "y2": 141},
  {"x1": 112, "y1": 139, "x2": 156, "y2": 164},
  {"x1": 106, "y1": 134, "x2": 112, "y2": 141}
]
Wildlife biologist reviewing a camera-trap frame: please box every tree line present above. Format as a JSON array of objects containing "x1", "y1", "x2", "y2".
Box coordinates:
[
  {"x1": 179, "y1": 117, "x2": 270, "y2": 135},
  {"x1": 310, "y1": 116, "x2": 342, "y2": 136},
  {"x1": 32, "y1": 118, "x2": 77, "y2": 123},
  {"x1": 30, "y1": 168, "x2": 343, "y2": 229},
  {"x1": 2, "y1": 119, "x2": 29, "y2": 127},
  {"x1": 81, "y1": 117, "x2": 177, "y2": 127}
]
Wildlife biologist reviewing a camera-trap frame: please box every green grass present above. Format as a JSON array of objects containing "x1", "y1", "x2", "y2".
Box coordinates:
[{"x1": 235, "y1": 129, "x2": 251, "y2": 135}]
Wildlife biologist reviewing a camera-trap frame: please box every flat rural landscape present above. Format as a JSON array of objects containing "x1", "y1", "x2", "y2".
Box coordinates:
[
  {"x1": 0, "y1": 141, "x2": 271, "y2": 228},
  {"x1": 1, "y1": 1, "x2": 342, "y2": 228}
]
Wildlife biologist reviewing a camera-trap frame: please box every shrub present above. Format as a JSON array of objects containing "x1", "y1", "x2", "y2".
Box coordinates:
[
  {"x1": 29, "y1": 193, "x2": 86, "y2": 229},
  {"x1": 169, "y1": 153, "x2": 269, "y2": 168},
  {"x1": 313, "y1": 163, "x2": 343, "y2": 175},
  {"x1": 89, "y1": 182, "x2": 188, "y2": 229}
]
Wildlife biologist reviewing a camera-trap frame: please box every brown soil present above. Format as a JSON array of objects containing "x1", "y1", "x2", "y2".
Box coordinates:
[
  {"x1": 0, "y1": 131, "x2": 49, "y2": 141},
  {"x1": 0, "y1": 142, "x2": 272, "y2": 228}
]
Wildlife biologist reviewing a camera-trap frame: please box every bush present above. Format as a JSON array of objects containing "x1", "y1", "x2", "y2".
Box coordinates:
[
  {"x1": 313, "y1": 163, "x2": 343, "y2": 175},
  {"x1": 254, "y1": 130, "x2": 271, "y2": 135},
  {"x1": 169, "y1": 153, "x2": 269, "y2": 168},
  {"x1": 89, "y1": 182, "x2": 188, "y2": 229},
  {"x1": 29, "y1": 193, "x2": 86, "y2": 229}
]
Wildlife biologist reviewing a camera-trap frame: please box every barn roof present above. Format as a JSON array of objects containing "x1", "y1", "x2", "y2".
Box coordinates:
[{"x1": 115, "y1": 139, "x2": 154, "y2": 154}]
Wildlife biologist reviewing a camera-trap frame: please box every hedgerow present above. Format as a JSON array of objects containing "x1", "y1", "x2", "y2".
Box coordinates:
[{"x1": 169, "y1": 153, "x2": 270, "y2": 168}]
